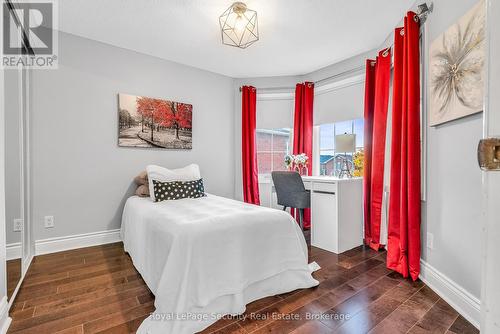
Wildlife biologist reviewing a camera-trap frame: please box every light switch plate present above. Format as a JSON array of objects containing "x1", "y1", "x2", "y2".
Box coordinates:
[{"x1": 13, "y1": 219, "x2": 23, "y2": 232}]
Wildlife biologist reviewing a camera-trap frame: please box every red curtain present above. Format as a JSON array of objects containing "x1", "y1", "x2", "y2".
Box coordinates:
[
  {"x1": 364, "y1": 49, "x2": 391, "y2": 251},
  {"x1": 293, "y1": 82, "x2": 314, "y2": 229},
  {"x1": 363, "y1": 59, "x2": 376, "y2": 248},
  {"x1": 241, "y1": 86, "x2": 260, "y2": 205},
  {"x1": 387, "y1": 12, "x2": 421, "y2": 281}
]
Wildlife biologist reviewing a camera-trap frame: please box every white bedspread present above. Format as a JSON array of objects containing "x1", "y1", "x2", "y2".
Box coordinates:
[{"x1": 121, "y1": 194, "x2": 319, "y2": 334}]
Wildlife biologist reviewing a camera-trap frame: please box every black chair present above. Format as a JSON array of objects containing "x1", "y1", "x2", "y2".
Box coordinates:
[{"x1": 271, "y1": 171, "x2": 311, "y2": 230}]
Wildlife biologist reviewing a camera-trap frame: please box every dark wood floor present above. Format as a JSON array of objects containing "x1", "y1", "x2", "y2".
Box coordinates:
[
  {"x1": 7, "y1": 258, "x2": 22, "y2": 300},
  {"x1": 8, "y1": 239, "x2": 478, "y2": 334}
]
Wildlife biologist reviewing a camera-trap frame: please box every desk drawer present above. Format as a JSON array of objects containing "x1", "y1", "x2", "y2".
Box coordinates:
[{"x1": 312, "y1": 182, "x2": 337, "y2": 194}]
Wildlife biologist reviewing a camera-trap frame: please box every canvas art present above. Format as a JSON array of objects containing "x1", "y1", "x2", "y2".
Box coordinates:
[
  {"x1": 118, "y1": 93, "x2": 192, "y2": 149},
  {"x1": 429, "y1": 1, "x2": 485, "y2": 126}
]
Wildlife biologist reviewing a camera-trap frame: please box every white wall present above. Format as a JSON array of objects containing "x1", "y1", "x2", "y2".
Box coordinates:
[{"x1": 30, "y1": 32, "x2": 235, "y2": 240}]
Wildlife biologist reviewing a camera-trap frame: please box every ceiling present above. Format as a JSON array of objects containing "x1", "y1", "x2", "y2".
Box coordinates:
[{"x1": 56, "y1": 0, "x2": 415, "y2": 78}]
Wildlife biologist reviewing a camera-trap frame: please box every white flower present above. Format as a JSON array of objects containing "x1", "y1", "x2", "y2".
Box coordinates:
[{"x1": 293, "y1": 153, "x2": 309, "y2": 165}]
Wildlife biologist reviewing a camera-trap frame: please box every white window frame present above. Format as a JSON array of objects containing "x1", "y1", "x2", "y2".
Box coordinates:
[{"x1": 256, "y1": 128, "x2": 292, "y2": 178}]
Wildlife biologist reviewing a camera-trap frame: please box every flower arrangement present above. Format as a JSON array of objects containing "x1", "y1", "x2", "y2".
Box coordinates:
[
  {"x1": 284, "y1": 153, "x2": 309, "y2": 175},
  {"x1": 294, "y1": 153, "x2": 309, "y2": 167}
]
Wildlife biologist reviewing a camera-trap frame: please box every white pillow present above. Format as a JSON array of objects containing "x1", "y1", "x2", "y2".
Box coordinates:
[{"x1": 146, "y1": 164, "x2": 201, "y2": 201}]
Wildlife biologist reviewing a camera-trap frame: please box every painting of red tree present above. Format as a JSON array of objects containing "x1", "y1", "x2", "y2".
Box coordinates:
[{"x1": 118, "y1": 93, "x2": 192, "y2": 149}]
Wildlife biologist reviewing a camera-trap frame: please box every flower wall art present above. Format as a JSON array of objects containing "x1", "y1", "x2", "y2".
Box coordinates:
[{"x1": 429, "y1": 0, "x2": 485, "y2": 126}]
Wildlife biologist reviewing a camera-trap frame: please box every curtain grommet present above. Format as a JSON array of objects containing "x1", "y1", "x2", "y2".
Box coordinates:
[{"x1": 400, "y1": 29, "x2": 405, "y2": 36}]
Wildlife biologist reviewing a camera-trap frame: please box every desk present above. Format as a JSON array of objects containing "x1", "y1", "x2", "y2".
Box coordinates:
[
  {"x1": 263, "y1": 175, "x2": 363, "y2": 254},
  {"x1": 301, "y1": 176, "x2": 363, "y2": 254}
]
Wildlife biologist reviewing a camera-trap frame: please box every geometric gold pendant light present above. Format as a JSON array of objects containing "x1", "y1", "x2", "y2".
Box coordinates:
[{"x1": 219, "y1": 2, "x2": 259, "y2": 49}]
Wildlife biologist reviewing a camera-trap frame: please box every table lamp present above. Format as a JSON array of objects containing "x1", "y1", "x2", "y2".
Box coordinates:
[{"x1": 335, "y1": 133, "x2": 356, "y2": 178}]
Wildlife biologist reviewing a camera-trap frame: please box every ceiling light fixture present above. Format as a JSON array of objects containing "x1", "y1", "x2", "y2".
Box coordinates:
[{"x1": 219, "y1": 2, "x2": 259, "y2": 49}]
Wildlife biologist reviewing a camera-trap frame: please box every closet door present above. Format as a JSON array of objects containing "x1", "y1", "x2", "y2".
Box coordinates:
[
  {"x1": 4, "y1": 67, "x2": 24, "y2": 301},
  {"x1": 481, "y1": 0, "x2": 500, "y2": 331},
  {"x1": 21, "y1": 68, "x2": 33, "y2": 274}
]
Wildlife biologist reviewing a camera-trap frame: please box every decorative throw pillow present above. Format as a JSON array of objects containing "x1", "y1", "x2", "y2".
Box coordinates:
[
  {"x1": 152, "y1": 179, "x2": 205, "y2": 202},
  {"x1": 135, "y1": 184, "x2": 150, "y2": 197},
  {"x1": 147, "y1": 164, "x2": 201, "y2": 201},
  {"x1": 134, "y1": 171, "x2": 148, "y2": 185}
]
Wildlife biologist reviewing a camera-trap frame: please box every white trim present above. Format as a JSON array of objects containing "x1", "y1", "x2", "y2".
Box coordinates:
[
  {"x1": 0, "y1": 297, "x2": 11, "y2": 334},
  {"x1": 35, "y1": 229, "x2": 122, "y2": 256},
  {"x1": 6, "y1": 242, "x2": 21, "y2": 260},
  {"x1": 255, "y1": 73, "x2": 366, "y2": 101},
  {"x1": 257, "y1": 92, "x2": 294, "y2": 100},
  {"x1": 314, "y1": 73, "x2": 365, "y2": 95},
  {"x1": 419, "y1": 260, "x2": 480, "y2": 329}
]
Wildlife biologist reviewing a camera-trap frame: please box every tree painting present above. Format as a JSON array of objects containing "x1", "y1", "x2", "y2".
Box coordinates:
[{"x1": 118, "y1": 93, "x2": 192, "y2": 149}]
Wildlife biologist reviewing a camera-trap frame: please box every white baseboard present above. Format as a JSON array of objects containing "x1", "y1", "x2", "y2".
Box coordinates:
[
  {"x1": 419, "y1": 259, "x2": 480, "y2": 329},
  {"x1": 35, "y1": 229, "x2": 122, "y2": 256},
  {"x1": 0, "y1": 297, "x2": 11, "y2": 334},
  {"x1": 6, "y1": 242, "x2": 21, "y2": 260}
]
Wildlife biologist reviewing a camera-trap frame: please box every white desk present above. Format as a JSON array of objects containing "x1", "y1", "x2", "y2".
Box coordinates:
[
  {"x1": 301, "y1": 176, "x2": 363, "y2": 254},
  {"x1": 265, "y1": 175, "x2": 363, "y2": 254}
]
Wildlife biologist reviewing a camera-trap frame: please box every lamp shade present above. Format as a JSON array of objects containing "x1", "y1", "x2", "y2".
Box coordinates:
[{"x1": 335, "y1": 134, "x2": 356, "y2": 153}]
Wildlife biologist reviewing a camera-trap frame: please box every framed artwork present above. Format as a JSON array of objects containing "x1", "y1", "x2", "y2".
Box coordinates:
[
  {"x1": 118, "y1": 93, "x2": 192, "y2": 149},
  {"x1": 429, "y1": 1, "x2": 485, "y2": 126}
]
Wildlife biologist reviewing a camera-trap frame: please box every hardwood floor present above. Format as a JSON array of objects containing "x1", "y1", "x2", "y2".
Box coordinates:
[
  {"x1": 8, "y1": 240, "x2": 478, "y2": 334},
  {"x1": 7, "y1": 258, "x2": 22, "y2": 300}
]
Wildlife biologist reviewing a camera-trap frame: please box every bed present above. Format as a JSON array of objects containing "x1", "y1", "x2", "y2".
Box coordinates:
[{"x1": 121, "y1": 194, "x2": 319, "y2": 334}]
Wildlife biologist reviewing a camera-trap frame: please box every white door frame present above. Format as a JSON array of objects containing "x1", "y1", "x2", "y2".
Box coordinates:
[{"x1": 481, "y1": 0, "x2": 500, "y2": 332}]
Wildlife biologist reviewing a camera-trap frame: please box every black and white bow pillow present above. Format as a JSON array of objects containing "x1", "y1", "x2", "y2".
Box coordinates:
[{"x1": 153, "y1": 179, "x2": 205, "y2": 202}]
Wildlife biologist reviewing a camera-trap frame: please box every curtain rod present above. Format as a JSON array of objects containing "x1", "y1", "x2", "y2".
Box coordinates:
[
  {"x1": 379, "y1": 2, "x2": 433, "y2": 56},
  {"x1": 239, "y1": 2, "x2": 433, "y2": 93},
  {"x1": 238, "y1": 65, "x2": 365, "y2": 92}
]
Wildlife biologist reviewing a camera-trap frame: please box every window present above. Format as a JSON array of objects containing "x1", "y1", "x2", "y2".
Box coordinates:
[
  {"x1": 319, "y1": 118, "x2": 364, "y2": 176},
  {"x1": 256, "y1": 128, "x2": 292, "y2": 174}
]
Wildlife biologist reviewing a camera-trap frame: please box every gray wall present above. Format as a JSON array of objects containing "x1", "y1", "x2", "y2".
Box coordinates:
[
  {"x1": 420, "y1": 0, "x2": 483, "y2": 299},
  {"x1": 31, "y1": 32, "x2": 235, "y2": 240}
]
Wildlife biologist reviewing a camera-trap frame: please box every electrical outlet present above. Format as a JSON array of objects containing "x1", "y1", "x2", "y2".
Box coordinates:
[
  {"x1": 13, "y1": 219, "x2": 23, "y2": 232},
  {"x1": 44, "y1": 215, "x2": 55, "y2": 228},
  {"x1": 427, "y1": 232, "x2": 434, "y2": 249}
]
